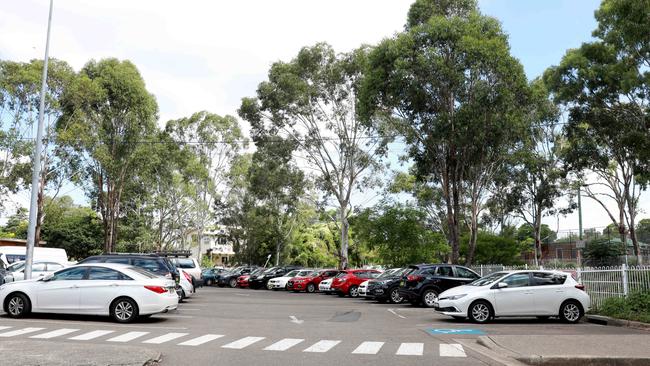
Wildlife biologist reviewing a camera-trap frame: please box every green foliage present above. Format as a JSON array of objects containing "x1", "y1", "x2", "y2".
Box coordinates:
[
  {"x1": 516, "y1": 224, "x2": 557, "y2": 243},
  {"x1": 637, "y1": 219, "x2": 650, "y2": 243},
  {"x1": 40, "y1": 196, "x2": 103, "y2": 260},
  {"x1": 597, "y1": 292, "x2": 650, "y2": 323},
  {"x1": 460, "y1": 232, "x2": 526, "y2": 265},
  {"x1": 583, "y1": 238, "x2": 625, "y2": 266},
  {"x1": 1, "y1": 207, "x2": 29, "y2": 239},
  {"x1": 406, "y1": 0, "x2": 477, "y2": 28},
  {"x1": 200, "y1": 255, "x2": 214, "y2": 269},
  {"x1": 351, "y1": 204, "x2": 449, "y2": 267}
]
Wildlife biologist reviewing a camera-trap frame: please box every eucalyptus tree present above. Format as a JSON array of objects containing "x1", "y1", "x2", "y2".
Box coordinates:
[
  {"x1": 239, "y1": 43, "x2": 390, "y2": 269},
  {"x1": 360, "y1": 0, "x2": 528, "y2": 263},
  {"x1": 544, "y1": 0, "x2": 650, "y2": 262},
  {"x1": 58, "y1": 58, "x2": 158, "y2": 252}
]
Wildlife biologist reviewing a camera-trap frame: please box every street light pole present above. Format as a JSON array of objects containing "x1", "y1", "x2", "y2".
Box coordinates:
[{"x1": 25, "y1": 0, "x2": 54, "y2": 280}]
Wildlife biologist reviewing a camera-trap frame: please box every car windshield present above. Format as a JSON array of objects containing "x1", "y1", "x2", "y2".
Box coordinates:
[
  {"x1": 284, "y1": 270, "x2": 300, "y2": 277},
  {"x1": 251, "y1": 268, "x2": 265, "y2": 276},
  {"x1": 263, "y1": 267, "x2": 279, "y2": 274},
  {"x1": 7, "y1": 261, "x2": 25, "y2": 272},
  {"x1": 378, "y1": 268, "x2": 405, "y2": 278},
  {"x1": 469, "y1": 272, "x2": 508, "y2": 286},
  {"x1": 335, "y1": 272, "x2": 348, "y2": 278},
  {"x1": 171, "y1": 258, "x2": 195, "y2": 268},
  {"x1": 310, "y1": 271, "x2": 323, "y2": 277},
  {"x1": 296, "y1": 270, "x2": 313, "y2": 277}
]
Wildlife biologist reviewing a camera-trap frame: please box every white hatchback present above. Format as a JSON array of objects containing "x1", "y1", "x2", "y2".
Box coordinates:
[
  {"x1": 0, "y1": 263, "x2": 178, "y2": 323},
  {"x1": 434, "y1": 270, "x2": 590, "y2": 324},
  {"x1": 319, "y1": 277, "x2": 334, "y2": 293}
]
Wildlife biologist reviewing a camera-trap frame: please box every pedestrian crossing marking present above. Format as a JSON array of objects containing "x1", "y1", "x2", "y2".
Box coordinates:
[
  {"x1": 303, "y1": 340, "x2": 341, "y2": 353},
  {"x1": 352, "y1": 341, "x2": 384, "y2": 354},
  {"x1": 264, "y1": 338, "x2": 304, "y2": 351},
  {"x1": 396, "y1": 342, "x2": 424, "y2": 356},
  {"x1": 30, "y1": 328, "x2": 79, "y2": 339},
  {"x1": 178, "y1": 334, "x2": 224, "y2": 346},
  {"x1": 143, "y1": 332, "x2": 188, "y2": 344},
  {"x1": 108, "y1": 331, "x2": 150, "y2": 343},
  {"x1": 68, "y1": 330, "x2": 114, "y2": 340},
  {"x1": 222, "y1": 336, "x2": 265, "y2": 349},
  {"x1": 0, "y1": 327, "x2": 45, "y2": 337},
  {"x1": 439, "y1": 343, "x2": 466, "y2": 357}
]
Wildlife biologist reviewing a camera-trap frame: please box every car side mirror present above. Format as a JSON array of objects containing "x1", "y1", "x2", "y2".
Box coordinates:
[
  {"x1": 42, "y1": 273, "x2": 54, "y2": 282},
  {"x1": 496, "y1": 282, "x2": 508, "y2": 289}
]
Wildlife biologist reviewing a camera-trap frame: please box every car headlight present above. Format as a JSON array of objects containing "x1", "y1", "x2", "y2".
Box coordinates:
[{"x1": 441, "y1": 294, "x2": 467, "y2": 301}]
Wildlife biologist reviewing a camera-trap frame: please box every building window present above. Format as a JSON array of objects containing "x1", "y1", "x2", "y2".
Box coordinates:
[{"x1": 556, "y1": 248, "x2": 563, "y2": 259}]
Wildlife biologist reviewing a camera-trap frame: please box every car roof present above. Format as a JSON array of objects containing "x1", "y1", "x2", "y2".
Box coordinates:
[{"x1": 70, "y1": 263, "x2": 131, "y2": 270}]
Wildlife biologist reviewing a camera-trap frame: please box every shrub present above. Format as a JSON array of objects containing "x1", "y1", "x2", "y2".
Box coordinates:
[{"x1": 596, "y1": 292, "x2": 650, "y2": 323}]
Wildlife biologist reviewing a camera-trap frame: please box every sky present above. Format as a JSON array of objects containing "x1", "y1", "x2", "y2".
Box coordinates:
[{"x1": 1, "y1": 0, "x2": 648, "y2": 234}]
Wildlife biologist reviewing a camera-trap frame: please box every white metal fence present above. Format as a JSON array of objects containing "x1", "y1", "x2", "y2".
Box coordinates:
[{"x1": 470, "y1": 264, "x2": 650, "y2": 309}]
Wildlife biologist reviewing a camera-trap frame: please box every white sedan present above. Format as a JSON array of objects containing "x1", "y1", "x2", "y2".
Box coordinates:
[
  {"x1": 0, "y1": 263, "x2": 178, "y2": 323},
  {"x1": 358, "y1": 280, "x2": 370, "y2": 297},
  {"x1": 4, "y1": 260, "x2": 68, "y2": 282},
  {"x1": 268, "y1": 269, "x2": 312, "y2": 290},
  {"x1": 434, "y1": 270, "x2": 590, "y2": 324}
]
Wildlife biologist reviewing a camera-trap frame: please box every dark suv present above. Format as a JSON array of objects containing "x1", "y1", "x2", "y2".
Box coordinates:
[
  {"x1": 398, "y1": 264, "x2": 480, "y2": 308},
  {"x1": 217, "y1": 266, "x2": 258, "y2": 288},
  {"x1": 248, "y1": 265, "x2": 302, "y2": 290},
  {"x1": 366, "y1": 267, "x2": 411, "y2": 303}
]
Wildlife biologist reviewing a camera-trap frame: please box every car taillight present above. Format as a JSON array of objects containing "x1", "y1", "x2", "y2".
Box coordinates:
[
  {"x1": 575, "y1": 284, "x2": 585, "y2": 291},
  {"x1": 145, "y1": 285, "x2": 167, "y2": 294},
  {"x1": 183, "y1": 271, "x2": 192, "y2": 282},
  {"x1": 407, "y1": 275, "x2": 424, "y2": 282}
]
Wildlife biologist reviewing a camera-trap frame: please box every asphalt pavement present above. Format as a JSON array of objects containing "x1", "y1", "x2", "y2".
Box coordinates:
[{"x1": 0, "y1": 286, "x2": 648, "y2": 365}]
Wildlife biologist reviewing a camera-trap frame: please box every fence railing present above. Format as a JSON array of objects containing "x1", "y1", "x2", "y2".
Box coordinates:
[{"x1": 470, "y1": 264, "x2": 650, "y2": 309}]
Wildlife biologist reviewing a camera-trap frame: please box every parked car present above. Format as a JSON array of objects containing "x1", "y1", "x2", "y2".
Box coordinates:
[
  {"x1": 434, "y1": 270, "x2": 590, "y2": 324},
  {"x1": 358, "y1": 280, "x2": 370, "y2": 297},
  {"x1": 0, "y1": 246, "x2": 68, "y2": 266},
  {"x1": 398, "y1": 264, "x2": 480, "y2": 308},
  {"x1": 202, "y1": 268, "x2": 226, "y2": 286},
  {"x1": 330, "y1": 269, "x2": 382, "y2": 297},
  {"x1": 248, "y1": 266, "x2": 302, "y2": 290},
  {"x1": 318, "y1": 277, "x2": 335, "y2": 294},
  {"x1": 366, "y1": 267, "x2": 411, "y2": 303},
  {"x1": 287, "y1": 269, "x2": 338, "y2": 293},
  {"x1": 268, "y1": 269, "x2": 311, "y2": 290},
  {"x1": 237, "y1": 268, "x2": 265, "y2": 288},
  {"x1": 0, "y1": 263, "x2": 178, "y2": 323},
  {"x1": 178, "y1": 268, "x2": 194, "y2": 299},
  {"x1": 168, "y1": 257, "x2": 202, "y2": 287},
  {"x1": 3, "y1": 260, "x2": 68, "y2": 282},
  {"x1": 218, "y1": 266, "x2": 257, "y2": 288}
]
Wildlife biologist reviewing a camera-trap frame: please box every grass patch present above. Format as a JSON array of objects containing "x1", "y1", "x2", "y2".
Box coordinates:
[{"x1": 595, "y1": 292, "x2": 650, "y2": 323}]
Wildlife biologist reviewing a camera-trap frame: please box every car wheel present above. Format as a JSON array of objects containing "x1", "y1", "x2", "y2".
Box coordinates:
[
  {"x1": 111, "y1": 297, "x2": 138, "y2": 323},
  {"x1": 421, "y1": 289, "x2": 439, "y2": 308},
  {"x1": 468, "y1": 300, "x2": 493, "y2": 324},
  {"x1": 390, "y1": 288, "x2": 404, "y2": 304},
  {"x1": 349, "y1": 286, "x2": 359, "y2": 298},
  {"x1": 229, "y1": 278, "x2": 237, "y2": 288},
  {"x1": 4, "y1": 293, "x2": 30, "y2": 318},
  {"x1": 307, "y1": 283, "x2": 316, "y2": 293},
  {"x1": 559, "y1": 300, "x2": 583, "y2": 324},
  {"x1": 266, "y1": 282, "x2": 273, "y2": 290}
]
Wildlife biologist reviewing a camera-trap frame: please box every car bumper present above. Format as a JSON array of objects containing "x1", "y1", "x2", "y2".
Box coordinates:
[
  {"x1": 433, "y1": 298, "x2": 468, "y2": 317},
  {"x1": 367, "y1": 287, "x2": 387, "y2": 299},
  {"x1": 359, "y1": 288, "x2": 368, "y2": 296},
  {"x1": 140, "y1": 295, "x2": 179, "y2": 315},
  {"x1": 269, "y1": 282, "x2": 286, "y2": 289}
]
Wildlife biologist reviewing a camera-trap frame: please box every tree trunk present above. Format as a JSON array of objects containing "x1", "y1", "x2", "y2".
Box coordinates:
[
  {"x1": 534, "y1": 222, "x2": 542, "y2": 265},
  {"x1": 629, "y1": 223, "x2": 641, "y2": 264},
  {"x1": 450, "y1": 180, "x2": 461, "y2": 264},
  {"x1": 339, "y1": 206, "x2": 349, "y2": 270},
  {"x1": 275, "y1": 240, "x2": 280, "y2": 266}
]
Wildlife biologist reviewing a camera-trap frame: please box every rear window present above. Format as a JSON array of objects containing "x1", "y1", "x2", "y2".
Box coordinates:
[
  {"x1": 533, "y1": 272, "x2": 567, "y2": 286},
  {"x1": 127, "y1": 266, "x2": 159, "y2": 279},
  {"x1": 335, "y1": 272, "x2": 348, "y2": 278},
  {"x1": 171, "y1": 258, "x2": 196, "y2": 269},
  {"x1": 297, "y1": 270, "x2": 313, "y2": 277},
  {"x1": 132, "y1": 258, "x2": 167, "y2": 274}
]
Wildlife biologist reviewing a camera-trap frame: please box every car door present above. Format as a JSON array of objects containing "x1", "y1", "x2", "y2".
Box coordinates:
[
  {"x1": 36, "y1": 267, "x2": 86, "y2": 312},
  {"x1": 453, "y1": 266, "x2": 480, "y2": 285},
  {"x1": 434, "y1": 266, "x2": 455, "y2": 291},
  {"x1": 493, "y1": 272, "x2": 535, "y2": 316},
  {"x1": 531, "y1": 272, "x2": 569, "y2": 315},
  {"x1": 78, "y1": 266, "x2": 131, "y2": 313}
]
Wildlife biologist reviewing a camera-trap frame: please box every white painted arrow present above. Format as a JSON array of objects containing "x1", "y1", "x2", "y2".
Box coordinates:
[{"x1": 289, "y1": 315, "x2": 304, "y2": 324}]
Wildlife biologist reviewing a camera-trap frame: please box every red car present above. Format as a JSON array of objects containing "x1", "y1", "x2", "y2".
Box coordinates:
[
  {"x1": 236, "y1": 274, "x2": 251, "y2": 288},
  {"x1": 287, "y1": 269, "x2": 339, "y2": 293},
  {"x1": 331, "y1": 269, "x2": 381, "y2": 297}
]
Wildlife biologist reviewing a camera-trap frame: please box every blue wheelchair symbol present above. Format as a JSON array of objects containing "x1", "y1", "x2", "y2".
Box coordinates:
[{"x1": 426, "y1": 328, "x2": 485, "y2": 335}]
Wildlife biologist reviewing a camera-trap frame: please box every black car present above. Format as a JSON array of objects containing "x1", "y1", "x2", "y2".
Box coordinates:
[
  {"x1": 398, "y1": 264, "x2": 480, "y2": 308},
  {"x1": 217, "y1": 266, "x2": 257, "y2": 288},
  {"x1": 366, "y1": 267, "x2": 411, "y2": 303},
  {"x1": 248, "y1": 265, "x2": 302, "y2": 290},
  {"x1": 78, "y1": 254, "x2": 179, "y2": 282}
]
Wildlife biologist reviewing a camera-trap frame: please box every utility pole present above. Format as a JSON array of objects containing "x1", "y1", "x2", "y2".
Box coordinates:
[
  {"x1": 577, "y1": 186, "x2": 583, "y2": 267},
  {"x1": 25, "y1": 0, "x2": 54, "y2": 280}
]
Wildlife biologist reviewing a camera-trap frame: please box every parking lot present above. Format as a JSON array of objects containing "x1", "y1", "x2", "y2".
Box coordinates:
[{"x1": 1, "y1": 286, "x2": 647, "y2": 366}]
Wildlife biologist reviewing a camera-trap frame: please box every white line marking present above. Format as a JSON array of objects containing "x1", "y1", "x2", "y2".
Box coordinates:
[
  {"x1": 0, "y1": 327, "x2": 45, "y2": 337},
  {"x1": 222, "y1": 336, "x2": 265, "y2": 349},
  {"x1": 396, "y1": 343, "x2": 423, "y2": 356},
  {"x1": 289, "y1": 315, "x2": 304, "y2": 324},
  {"x1": 440, "y1": 343, "x2": 466, "y2": 357},
  {"x1": 0, "y1": 326, "x2": 11, "y2": 331},
  {"x1": 264, "y1": 338, "x2": 304, "y2": 351},
  {"x1": 30, "y1": 328, "x2": 79, "y2": 339},
  {"x1": 352, "y1": 341, "x2": 385, "y2": 354},
  {"x1": 68, "y1": 330, "x2": 114, "y2": 340},
  {"x1": 0, "y1": 319, "x2": 187, "y2": 330},
  {"x1": 143, "y1": 332, "x2": 188, "y2": 344},
  {"x1": 107, "y1": 331, "x2": 150, "y2": 342},
  {"x1": 178, "y1": 334, "x2": 224, "y2": 346},
  {"x1": 153, "y1": 314, "x2": 194, "y2": 319},
  {"x1": 303, "y1": 340, "x2": 341, "y2": 353},
  {"x1": 388, "y1": 309, "x2": 406, "y2": 319}
]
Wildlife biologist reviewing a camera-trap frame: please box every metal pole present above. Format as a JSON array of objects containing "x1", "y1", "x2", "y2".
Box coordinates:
[
  {"x1": 578, "y1": 187, "x2": 583, "y2": 241},
  {"x1": 25, "y1": 0, "x2": 54, "y2": 280}
]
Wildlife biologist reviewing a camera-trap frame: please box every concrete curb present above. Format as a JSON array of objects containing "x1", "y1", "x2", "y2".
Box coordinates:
[
  {"x1": 586, "y1": 314, "x2": 650, "y2": 331},
  {"x1": 515, "y1": 356, "x2": 650, "y2": 366},
  {"x1": 455, "y1": 338, "x2": 527, "y2": 366}
]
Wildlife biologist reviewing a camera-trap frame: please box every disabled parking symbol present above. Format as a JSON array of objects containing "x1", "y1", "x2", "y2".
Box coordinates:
[{"x1": 426, "y1": 328, "x2": 485, "y2": 335}]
